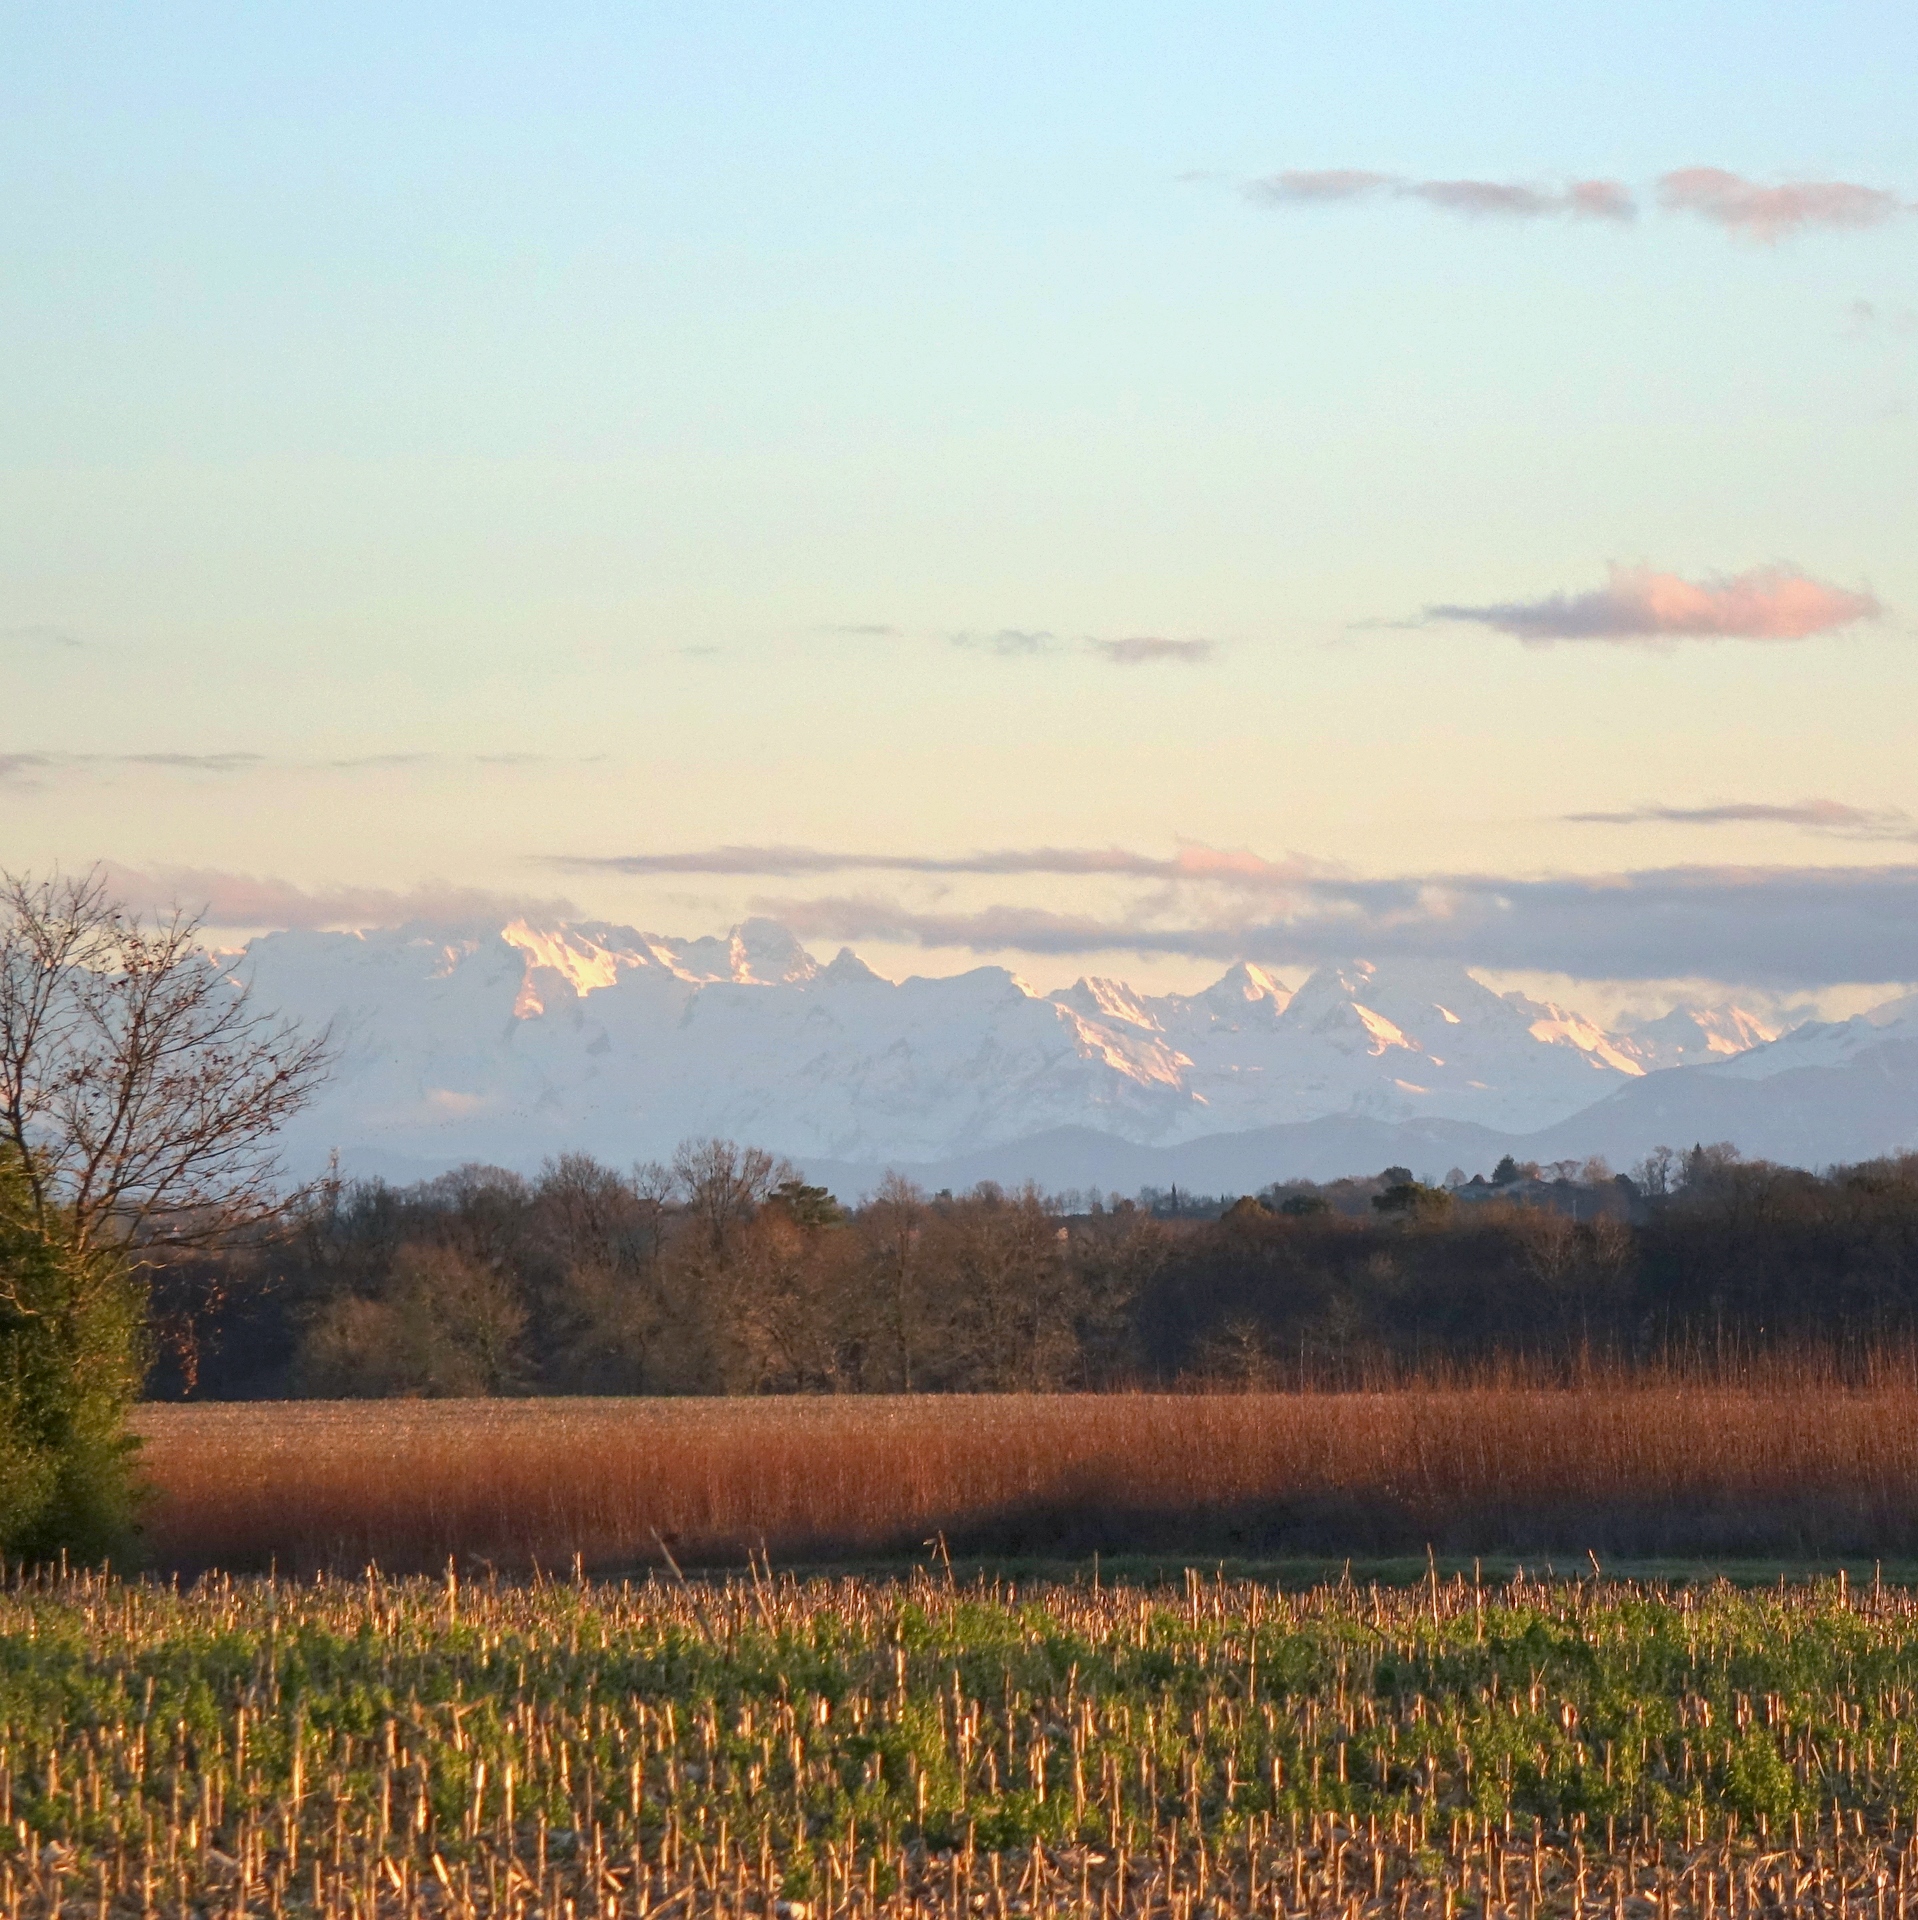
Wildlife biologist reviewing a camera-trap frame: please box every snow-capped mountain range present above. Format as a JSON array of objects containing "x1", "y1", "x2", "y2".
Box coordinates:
[{"x1": 226, "y1": 913, "x2": 1918, "y2": 1191}]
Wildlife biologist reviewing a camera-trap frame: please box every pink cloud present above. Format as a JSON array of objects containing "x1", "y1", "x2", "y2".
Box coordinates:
[
  {"x1": 1566, "y1": 179, "x2": 1636, "y2": 221},
  {"x1": 1248, "y1": 170, "x2": 1636, "y2": 221},
  {"x1": 1427, "y1": 565, "x2": 1883, "y2": 645},
  {"x1": 1659, "y1": 168, "x2": 1906, "y2": 241},
  {"x1": 1247, "y1": 169, "x2": 1394, "y2": 204}
]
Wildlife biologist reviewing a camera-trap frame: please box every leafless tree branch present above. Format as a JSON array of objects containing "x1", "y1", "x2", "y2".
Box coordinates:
[{"x1": 0, "y1": 867, "x2": 333, "y2": 1295}]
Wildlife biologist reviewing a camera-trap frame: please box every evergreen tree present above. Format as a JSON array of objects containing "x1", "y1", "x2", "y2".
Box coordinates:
[{"x1": 0, "y1": 1149, "x2": 146, "y2": 1560}]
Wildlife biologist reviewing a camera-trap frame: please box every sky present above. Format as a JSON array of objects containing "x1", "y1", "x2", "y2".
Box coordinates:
[{"x1": 3, "y1": 2, "x2": 1916, "y2": 1019}]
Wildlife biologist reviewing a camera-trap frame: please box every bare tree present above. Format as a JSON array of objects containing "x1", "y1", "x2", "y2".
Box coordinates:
[
  {"x1": 865, "y1": 1172, "x2": 927, "y2": 1390},
  {"x1": 0, "y1": 867, "x2": 332, "y2": 1271},
  {"x1": 671, "y1": 1137, "x2": 792, "y2": 1254},
  {"x1": 535, "y1": 1153, "x2": 672, "y2": 1391}
]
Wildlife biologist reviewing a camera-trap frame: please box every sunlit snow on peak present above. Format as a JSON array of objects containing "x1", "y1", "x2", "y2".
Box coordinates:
[
  {"x1": 502, "y1": 920, "x2": 645, "y2": 1012},
  {"x1": 1200, "y1": 961, "x2": 1293, "y2": 1009},
  {"x1": 1521, "y1": 1002, "x2": 1647, "y2": 1076},
  {"x1": 1350, "y1": 1003, "x2": 1418, "y2": 1054},
  {"x1": 1617, "y1": 1003, "x2": 1782, "y2": 1068},
  {"x1": 1052, "y1": 977, "x2": 1164, "y2": 1031}
]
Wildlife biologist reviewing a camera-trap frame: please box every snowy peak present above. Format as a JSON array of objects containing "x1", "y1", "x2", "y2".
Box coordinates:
[
  {"x1": 1049, "y1": 1002, "x2": 1191, "y2": 1089},
  {"x1": 1197, "y1": 961, "x2": 1293, "y2": 1013},
  {"x1": 497, "y1": 915, "x2": 820, "y2": 1015},
  {"x1": 1050, "y1": 976, "x2": 1163, "y2": 1031},
  {"x1": 729, "y1": 917, "x2": 821, "y2": 985},
  {"x1": 1620, "y1": 1004, "x2": 1781, "y2": 1069},
  {"x1": 822, "y1": 946, "x2": 883, "y2": 984},
  {"x1": 1508, "y1": 993, "x2": 1647, "y2": 1077},
  {"x1": 642, "y1": 916, "x2": 821, "y2": 986},
  {"x1": 237, "y1": 919, "x2": 1807, "y2": 1178},
  {"x1": 1283, "y1": 959, "x2": 1387, "y2": 1017},
  {"x1": 502, "y1": 921, "x2": 655, "y2": 1016},
  {"x1": 1281, "y1": 964, "x2": 1407, "y2": 1047},
  {"x1": 1280, "y1": 959, "x2": 1503, "y2": 1052}
]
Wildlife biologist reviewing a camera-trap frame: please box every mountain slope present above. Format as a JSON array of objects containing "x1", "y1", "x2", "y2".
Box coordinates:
[
  {"x1": 801, "y1": 1033, "x2": 1918, "y2": 1202},
  {"x1": 238, "y1": 916, "x2": 1783, "y2": 1181}
]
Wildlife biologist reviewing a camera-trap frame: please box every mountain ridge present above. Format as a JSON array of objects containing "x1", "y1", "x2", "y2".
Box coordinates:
[{"x1": 230, "y1": 914, "x2": 1843, "y2": 1186}]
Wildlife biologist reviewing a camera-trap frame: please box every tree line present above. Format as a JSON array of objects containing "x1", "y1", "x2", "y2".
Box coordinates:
[{"x1": 152, "y1": 1138, "x2": 1918, "y2": 1399}]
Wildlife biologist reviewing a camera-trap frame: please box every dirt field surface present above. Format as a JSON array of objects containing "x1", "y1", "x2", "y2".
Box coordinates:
[{"x1": 130, "y1": 1384, "x2": 1918, "y2": 1573}]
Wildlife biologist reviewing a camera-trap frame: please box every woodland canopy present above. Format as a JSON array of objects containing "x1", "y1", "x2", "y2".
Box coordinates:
[{"x1": 150, "y1": 1138, "x2": 1918, "y2": 1398}]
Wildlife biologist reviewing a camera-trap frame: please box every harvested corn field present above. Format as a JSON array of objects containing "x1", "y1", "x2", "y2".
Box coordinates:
[{"x1": 4, "y1": 1565, "x2": 1918, "y2": 1918}]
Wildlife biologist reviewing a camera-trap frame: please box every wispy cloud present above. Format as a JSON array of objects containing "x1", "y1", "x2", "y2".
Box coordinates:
[
  {"x1": 1250, "y1": 169, "x2": 1395, "y2": 204},
  {"x1": 1249, "y1": 165, "x2": 1912, "y2": 240},
  {"x1": 1660, "y1": 168, "x2": 1908, "y2": 242},
  {"x1": 1086, "y1": 636, "x2": 1217, "y2": 665},
  {"x1": 951, "y1": 629, "x2": 1059, "y2": 657},
  {"x1": 1, "y1": 624, "x2": 82, "y2": 650},
  {"x1": 1403, "y1": 178, "x2": 1634, "y2": 220},
  {"x1": 125, "y1": 752, "x2": 267, "y2": 772},
  {"x1": 0, "y1": 749, "x2": 579, "y2": 785},
  {"x1": 1565, "y1": 799, "x2": 1912, "y2": 836},
  {"x1": 952, "y1": 631, "x2": 1220, "y2": 665},
  {"x1": 548, "y1": 842, "x2": 1311, "y2": 883},
  {"x1": 1426, "y1": 564, "x2": 1882, "y2": 644},
  {"x1": 101, "y1": 863, "x2": 579, "y2": 933},
  {"x1": 0, "y1": 750, "x2": 266, "y2": 783},
  {"x1": 1248, "y1": 170, "x2": 1635, "y2": 220}
]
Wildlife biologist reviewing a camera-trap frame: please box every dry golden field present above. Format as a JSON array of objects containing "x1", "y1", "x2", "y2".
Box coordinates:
[{"x1": 129, "y1": 1382, "x2": 1918, "y2": 1574}]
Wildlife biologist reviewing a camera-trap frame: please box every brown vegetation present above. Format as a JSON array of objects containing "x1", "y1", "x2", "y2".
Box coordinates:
[{"x1": 132, "y1": 1371, "x2": 1918, "y2": 1574}]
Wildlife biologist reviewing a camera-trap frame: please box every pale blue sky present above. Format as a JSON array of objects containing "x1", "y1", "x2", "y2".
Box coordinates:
[{"x1": 3, "y1": 3, "x2": 1916, "y2": 1008}]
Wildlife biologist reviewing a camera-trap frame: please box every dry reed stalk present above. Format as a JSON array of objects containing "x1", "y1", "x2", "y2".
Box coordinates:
[{"x1": 130, "y1": 1380, "x2": 1918, "y2": 1573}]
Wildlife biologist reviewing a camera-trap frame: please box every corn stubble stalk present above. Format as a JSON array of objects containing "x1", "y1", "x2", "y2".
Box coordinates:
[{"x1": 4, "y1": 1563, "x2": 1918, "y2": 1916}]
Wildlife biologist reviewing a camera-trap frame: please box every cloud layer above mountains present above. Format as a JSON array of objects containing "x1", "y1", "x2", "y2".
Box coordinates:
[
  {"x1": 87, "y1": 834, "x2": 1918, "y2": 991},
  {"x1": 543, "y1": 843, "x2": 1918, "y2": 989},
  {"x1": 749, "y1": 868, "x2": 1918, "y2": 988},
  {"x1": 102, "y1": 864, "x2": 579, "y2": 933}
]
